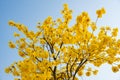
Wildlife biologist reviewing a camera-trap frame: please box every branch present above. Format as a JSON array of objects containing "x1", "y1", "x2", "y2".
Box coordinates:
[
  {"x1": 66, "y1": 57, "x2": 71, "y2": 80},
  {"x1": 35, "y1": 57, "x2": 41, "y2": 62},
  {"x1": 70, "y1": 58, "x2": 78, "y2": 77},
  {"x1": 73, "y1": 59, "x2": 87, "y2": 80},
  {"x1": 53, "y1": 66, "x2": 57, "y2": 80},
  {"x1": 55, "y1": 42, "x2": 63, "y2": 59},
  {"x1": 49, "y1": 67, "x2": 54, "y2": 73},
  {"x1": 43, "y1": 37, "x2": 56, "y2": 60},
  {"x1": 57, "y1": 72, "x2": 66, "y2": 80}
]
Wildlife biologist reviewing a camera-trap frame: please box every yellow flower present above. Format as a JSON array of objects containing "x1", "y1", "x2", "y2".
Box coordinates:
[
  {"x1": 18, "y1": 50, "x2": 25, "y2": 57},
  {"x1": 63, "y1": 3, "x2": 68, "y2": 10},
  {"x1": 78, "y1": 70, "x2": 83, "y2": 76},
  {"x1": 19, "y1": 43, "x2": 26, "y2": 49},
  {"x1": 8, "y1": 20, "x2": 15, "y2": 26},
  {"x1": 86, "y1": 71, "x2": 91, "y2": 76},
  {"x1": 8, "y1": 41, "x2": 16, "y2": 48},
  {"x1": 40, "y1": 39, "x2": 46, "y2": 44},
  {"x1": 5, "y1": 67, "x2": 11, "y2": 73},
  {"x1": 118, "y1": 64, "x2": 120, "y2": 68},
  {"x1": 112, "y1": 66, "x2": 119, "y2": 73},
  {"x1": 13, "y1": 69, "x2": 19, "y2": 76},
  {"x1": 112, "y1": 28, "x2": 118, "y2": 37},
  {"x1": 96, "y1": 7, "x2": 106, "y2": 18},
  {"x1": 93, "y1": 70, "x2": 98, "y2": 75},
  {"x1": 44, "y1": 51, "x2": 49, "y2": 58},
  {"x1": 96, "y1": 10, "x2": 102, "y2": 18},
  {"x1": 57, "y1": 18, "x2": 62, "y2": 23},
  {"x1": 106, "y1": 26, "x2": 111, "y2": 30},
  {"x1": 14, "y1": 32, "x2": 20, "y2": 37},
  {"x1": 101, "y1": 7, "x2": 106, "y2": 14}
]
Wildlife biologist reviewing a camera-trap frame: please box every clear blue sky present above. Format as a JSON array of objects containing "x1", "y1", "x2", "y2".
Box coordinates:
[{"x1": 0, "y1": 0, "x2": 120, "y2": 80}]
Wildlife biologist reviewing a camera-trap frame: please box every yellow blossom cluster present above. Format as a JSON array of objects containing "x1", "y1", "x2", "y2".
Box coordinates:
[
  {"x1": 78, "y1": 67, "x2": 98, "y2": 77},
  {"x1": 111, "y1": 64, "x2": 120, "y2": 73},
  {"x1": 5, "y1": 4, "x2": 120, "y2": 80},
  {"x1": 96, "y1": 7, "x2": 106, "y2": 18}
]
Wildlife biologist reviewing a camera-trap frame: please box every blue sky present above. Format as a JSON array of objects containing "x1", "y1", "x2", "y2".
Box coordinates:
[{"x1": 0, "y1": 0, "x2": 120, "y2": 80}]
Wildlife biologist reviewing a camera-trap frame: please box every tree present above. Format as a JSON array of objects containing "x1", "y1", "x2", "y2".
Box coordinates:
[{"x1": 5, "y1": 4, "x2": 120, "y2": 80}]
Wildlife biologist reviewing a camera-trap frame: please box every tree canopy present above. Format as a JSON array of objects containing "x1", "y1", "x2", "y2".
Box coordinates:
[{"x1": 5, "y1": 4, "x2": 120, "y2": 80}]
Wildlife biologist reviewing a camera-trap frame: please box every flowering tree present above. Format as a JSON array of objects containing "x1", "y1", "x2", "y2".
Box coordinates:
[{"x1": 5, "y1": 4, "x2": 120, "y2": 80}]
